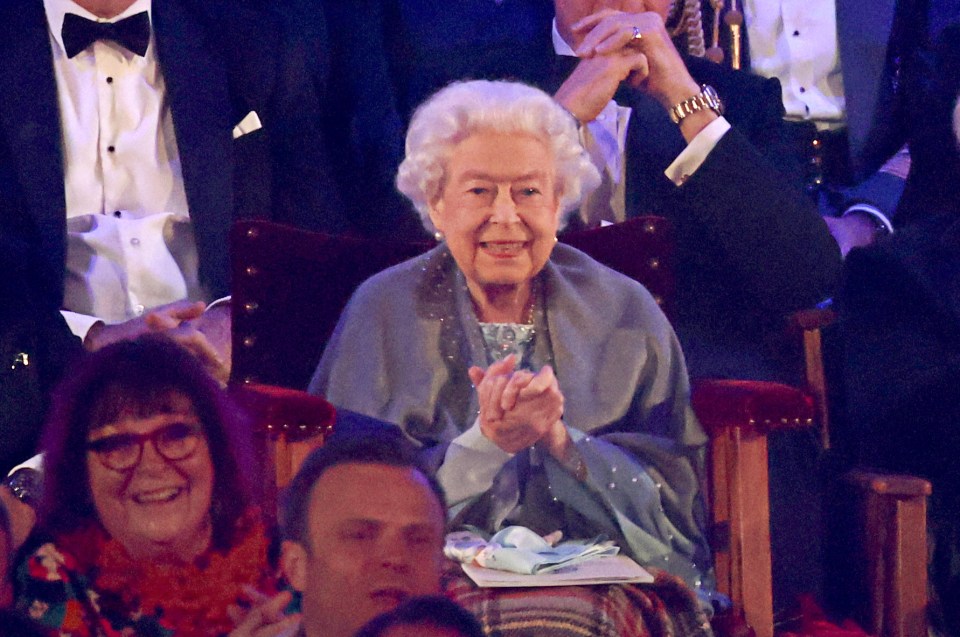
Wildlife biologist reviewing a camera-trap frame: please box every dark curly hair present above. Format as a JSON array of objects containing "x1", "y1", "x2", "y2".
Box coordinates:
[{"x1": 38, "y1": 335, "x2": 257, "y2": 550}]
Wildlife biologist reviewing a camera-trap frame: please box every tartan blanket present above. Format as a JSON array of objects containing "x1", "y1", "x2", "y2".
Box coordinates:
[{"x1": 443, "y1": 565, "x2": 715, "y2": 637}]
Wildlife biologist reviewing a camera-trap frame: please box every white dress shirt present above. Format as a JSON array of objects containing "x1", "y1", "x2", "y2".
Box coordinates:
[
  {"x1": 44, "y1": 0, "x2": 199, "y2": 338},
  {"x1": 743, "y1": 0, "x2": 846, "y2": 128},
  {"x1": 552, "y1": 22, "x2": 731, "y2": 227}
]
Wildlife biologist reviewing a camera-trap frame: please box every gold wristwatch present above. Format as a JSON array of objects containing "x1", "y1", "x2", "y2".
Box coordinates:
[{"x1": 668, "y1": 85, "x2": 724, "y2": 124}]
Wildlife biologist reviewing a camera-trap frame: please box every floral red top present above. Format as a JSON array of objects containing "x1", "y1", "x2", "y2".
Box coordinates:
[{"x1": 15, "y1": 511, "x2": 273, "y2": 637}]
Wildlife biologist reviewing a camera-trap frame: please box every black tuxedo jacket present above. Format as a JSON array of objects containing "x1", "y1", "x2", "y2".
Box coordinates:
[
  {"x1": 0, "y1": 0, "x2": 347, "y2": 312},
  {"x1": 840, "y1": 20, "x2": 960, "y2": 477},
  {"x1": 0, "y1": 272, "x2": 81, "y2": 473}
]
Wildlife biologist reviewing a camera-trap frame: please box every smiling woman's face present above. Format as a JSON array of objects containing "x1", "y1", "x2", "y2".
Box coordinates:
[
  {"x1": 428, "y1": 129, "x2": 561, "y2": 297},
  {"x1": 86, "y1": 391, "x2": 214, "y2": 561}
]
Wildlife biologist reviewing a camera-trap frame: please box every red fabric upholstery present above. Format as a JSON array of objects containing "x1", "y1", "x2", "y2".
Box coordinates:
[
  {"x1": 691, "y1": 380, "x2": 816, "y2": 438},
  {"x1": 561, "y1": 216, "x2": 677, "y2": 321},
  {"x1": 231, "y1": 383, "x2": 336, "y2": 439},
  {"x1": 230, "y1": 222, "x2": 432, "y2": 388}
]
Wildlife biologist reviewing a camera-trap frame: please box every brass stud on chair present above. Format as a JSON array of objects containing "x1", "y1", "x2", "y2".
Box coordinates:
[
  {"x1": 648, "y1": 257, "x2": 660, "y2": 269},
  {"x1": 246, "y1": 227, "x2": 260, "y2": 239},
  {"x1": 653, "y1": 294, "x2": 664, "y2": 306},
  {"x1": 244, "y1": 301, "x2": 259, "y2": 313},
  {"x1": 643, "y1": 220, "x2": 657, "y2": 233},
  {"x1": 243, "y1": 336, "x2": 256, "y2": 348},
  {"x1": 245, "y1": 265, "x2": 259, "y2": 277}
]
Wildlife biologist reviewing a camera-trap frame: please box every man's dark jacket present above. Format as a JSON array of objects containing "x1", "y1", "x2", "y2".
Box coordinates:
[{"x1": 0, "y1": 0, "x2": 348, "y2": 314}]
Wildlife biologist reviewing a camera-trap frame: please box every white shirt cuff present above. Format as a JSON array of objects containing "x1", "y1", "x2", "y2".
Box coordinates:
[
  {"x1": 664, "y1": 117, "x2": 732, "y2": 186},
  {"x1": 843, "y1": 204, "x2": 894, "y2": 235},
  {"x1": 206, "y1": 295, "x2": 231, "y2": 311},
  {"x1": 61, "y1": 311, "x2": 103, "y2": 340}
]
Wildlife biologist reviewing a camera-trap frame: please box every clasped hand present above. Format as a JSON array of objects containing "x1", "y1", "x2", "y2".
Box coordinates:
[
  {"x1": 555, "y1": 4, "x2": 700, "y2": 123},
  {"x1": 468, "y1": 355, "x2": 566, "y2": 455}
]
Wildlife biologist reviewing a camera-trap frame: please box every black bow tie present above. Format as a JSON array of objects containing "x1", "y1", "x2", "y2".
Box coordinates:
[{"x1": 61, "y1": 11, "x2": 150, "y2": 59}]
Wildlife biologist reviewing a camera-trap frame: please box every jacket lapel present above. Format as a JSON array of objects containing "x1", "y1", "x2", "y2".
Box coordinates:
[
  {"x1": 0, "y1": 0, "x2": 68, "y2": 289},
  {"x1": 836, "y1": 0, "x2": 898, "y2": 173},
  {"x1": 152, "y1": 0, "x2": 234, "y2": 295}
]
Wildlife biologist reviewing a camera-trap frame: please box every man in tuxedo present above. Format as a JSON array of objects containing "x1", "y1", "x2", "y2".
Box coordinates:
[
  {"x1": 703, "y1": 0, "x2": 960, "y2": 253},
  {"x1": 0, "y1": 0, "x2": 347, "y2": 383},
  {"x1": 545, "y1": 0, "x2": 842, "y2": 382}
]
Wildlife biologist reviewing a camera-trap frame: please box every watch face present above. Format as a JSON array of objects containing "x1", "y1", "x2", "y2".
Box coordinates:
[
  {"x1": 703, "y1": 85, "x2": 724, "y2": 115},
  {"x1": 7, "y1": 468, "x2": 42, "y2": 505}
]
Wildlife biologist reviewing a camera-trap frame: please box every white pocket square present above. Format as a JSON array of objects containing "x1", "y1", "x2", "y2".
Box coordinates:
[{"x1": 232, "y1": 111, "x2": 262, "y2": 139}]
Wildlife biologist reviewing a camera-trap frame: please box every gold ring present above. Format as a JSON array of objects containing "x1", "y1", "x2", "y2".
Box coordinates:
[{"x1": 631, "y1": 26, "x2": 643, "y2": 41}]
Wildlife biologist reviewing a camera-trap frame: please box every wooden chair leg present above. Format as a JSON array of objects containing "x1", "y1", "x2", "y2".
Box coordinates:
[
  {"x1": 711, "y1": 426, "x2": 774, "y2": 637},
  {"x1": 847, "y1": 472, "x2": 931, "y2": 637}
]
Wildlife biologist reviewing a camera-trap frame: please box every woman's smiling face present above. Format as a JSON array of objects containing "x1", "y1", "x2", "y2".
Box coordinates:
[
  {"x1": 428, "y1": 129, "x2": 561, "y2": 295},
  {"x1": 86, "y1": 391, "x2": 214, "y2": 561}
]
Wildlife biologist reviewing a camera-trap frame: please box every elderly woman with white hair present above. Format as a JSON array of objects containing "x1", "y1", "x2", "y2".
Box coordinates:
[{"x1": 310, "y1": 79, "x2": 713, "y2": 593}]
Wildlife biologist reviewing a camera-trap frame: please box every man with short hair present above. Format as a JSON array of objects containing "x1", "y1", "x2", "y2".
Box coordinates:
[{"x1": 277, "y1": 431, "x2": 447, "y2": 637}]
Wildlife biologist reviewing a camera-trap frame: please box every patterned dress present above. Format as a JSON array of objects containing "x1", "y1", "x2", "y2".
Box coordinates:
[{"x1": 15, "y1": 514, "x2": 271, "y2": 637}]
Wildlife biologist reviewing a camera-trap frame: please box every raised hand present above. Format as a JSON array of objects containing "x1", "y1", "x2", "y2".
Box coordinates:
[
  {"x1": 554, "y1": 45, "x2": 650, "y2": 123},
  {"x1": 84, "y1": 299, "x2": 206, "y2": 351},
  {"x1": 571, "y1": 8, "x2": 700, "y2": 109}
]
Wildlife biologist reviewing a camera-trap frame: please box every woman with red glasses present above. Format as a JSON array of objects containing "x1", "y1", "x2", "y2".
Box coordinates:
[{"x1": 12, "y1": 335, "x2": 289, "y2": 637}]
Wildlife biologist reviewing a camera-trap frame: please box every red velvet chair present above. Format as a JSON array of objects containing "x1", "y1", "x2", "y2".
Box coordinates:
[{"x1": 228, "y1": 218, "x2": 926, "y2": 637}]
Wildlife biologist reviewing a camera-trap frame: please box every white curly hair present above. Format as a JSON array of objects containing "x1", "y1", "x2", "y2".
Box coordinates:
[{"x1": 396, "y1": 80, "x2": 601, "y2": 234}]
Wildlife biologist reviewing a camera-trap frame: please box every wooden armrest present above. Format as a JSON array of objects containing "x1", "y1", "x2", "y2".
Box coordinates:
[
  {"x1": 845, "y1": 470, "x2": 932, "y2": 498},
  {"x1": 696, "y1": 379, "x2": 815, "y2": 637},
  {"x1": 841, "y1": 470, "x2": 930, "y2": 637},
  {"x1": 788, "y1": 307, "x2": 837, "y2": 333},
  {"x1": 692, "y1": 379, "x2": 816, "y2": 438}
]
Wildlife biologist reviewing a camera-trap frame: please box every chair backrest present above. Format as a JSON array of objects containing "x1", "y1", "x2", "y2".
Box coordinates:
[
  {"x1": 230, "y1": 222, "x2": 432, "y2": 388},
  {"x1": 230, "y1": 217, "x2": 676, "y2": 389}
]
